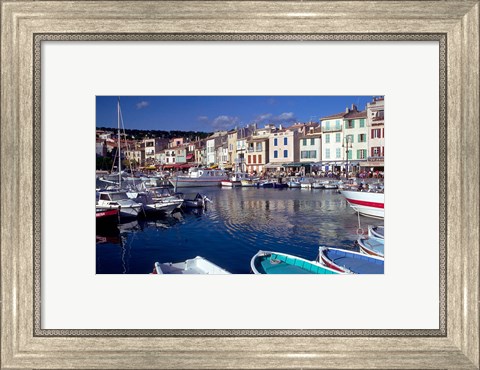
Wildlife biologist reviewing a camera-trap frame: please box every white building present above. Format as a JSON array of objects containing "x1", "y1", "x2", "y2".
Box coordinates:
[
  {"x1": 299, "y1": 128, "x2": 322, "y2": 164},
  {"x1": 320, "y1": 104, "x2": 368, "y2": 174},
  {"x1": 366, "y1": 97, "x2": 385, "y2": 170},
  {"x1": 206, "y1": 131, "x2": 227, "y2": 166}
]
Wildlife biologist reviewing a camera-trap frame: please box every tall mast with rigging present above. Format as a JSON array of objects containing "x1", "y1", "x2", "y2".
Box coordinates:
[{"x1": 117, "y1": 98, "x2": 121, "y2": 187}]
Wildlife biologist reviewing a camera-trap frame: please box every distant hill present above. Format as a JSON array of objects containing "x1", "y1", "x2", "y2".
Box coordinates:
[{"x1": 96, "y1": 127, "x2": 212, "y2": 141}]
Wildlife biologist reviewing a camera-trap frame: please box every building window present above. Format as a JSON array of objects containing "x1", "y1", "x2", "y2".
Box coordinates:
[
  {"x1": 253, "y1": 155, "x2": 257, "y2": 164},
  {"x1": 336, "y1": 148, "x2": 341, "y2": 158},
  {"x1": 325, "y1": 148, "x2": 330, "y2": 159},
  {"x1": 301, "y1": 150, "x2": 317, "y2": 159},
  {"x1": 345, "y1": 120, "x2": 355, "y2": 129},
  {"x1": 335, "y1": 120, "x2": 341, "y2": 130},
  {"x1": 284, "y1": 137, "x2": 288, "y2": 145},
  {"x1": 372, "y1": 147, "x2": 381, "y2": 156},
  {"x1": 325, "y1": 121, "x2": 330, "y2": 130},
  {"x1": 358, "y1": 134, "x2": 366, "y2": 142},
  {"x1": 346, "y1": 134, "x2": 354, "y2": 143},
  {"x1": 302, "y1": 139, "x2": 307, "y2": 146},
  {"x1": 310, "y1": 138, "x2": 315, "y2": 145},
  {"x1": 325, "y1": 134, "x2": 330, "y2": 143},
  {"x1": 372, "y1": 129, "x2": 382, "y2": 138},
  {"x1": 360, "y1": 119, "x2": 365, "y2": 127},
  {"x1": 335, "y1": 133, "x2": 341, "y2": 142},
  {"x1": 248, "y1": 155, "x2": 251, "y2": 164},
  {"x1": 274, "y1": 150, "x2": 278, "y2": 159},
  {"x1": 258, "y1": 154, "x2": 262, "y2": 163},
  {"x1": 274, "y1": 138, "x2": 278, "y2": 146},
  {"x1": 256, "y1": 143, "x2": 262, "y2": 152},
  {"x1": 283, "y1": 149, "x2": 288, "y2": 158},
  {"x1": 357, "y1": 149, "x2": 367, "y2": 159},
  {"x1": 347, "y1": 150, "x2": 352, "y2": 160}
]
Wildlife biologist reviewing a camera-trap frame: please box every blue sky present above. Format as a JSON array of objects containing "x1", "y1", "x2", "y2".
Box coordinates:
[{"x1": 96, "y1": 96, "x2": 376, "y2": 132}]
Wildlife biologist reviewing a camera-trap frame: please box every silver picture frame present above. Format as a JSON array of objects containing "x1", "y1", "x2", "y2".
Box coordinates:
[{"x1": 1, "y1": 1, "x2": 478, "y2": 369}]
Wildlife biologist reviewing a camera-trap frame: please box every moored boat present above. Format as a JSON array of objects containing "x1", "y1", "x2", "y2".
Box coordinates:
[
  {"x1": 152, "y1": 256, "x2": 231, "y2": 274},
  {"x1": 311, "y1": 182, "x2": 325, "y2": 189},
  {"x1": 222, "y1": 172, "x2": 251, "y2": 187},
  {"x1": 287, "y1": 180, "x2": 301, "y2": 188},
  {"x1": 368, "y1": 225, "x2": 384, "y2": 239},
  {"x1": 179, "y1": 193, "x2": 210, "y2": 208},
  {"x1": 241, "y1": 178, "x2": 258, "y2": 187},
  {"x1": 340, "y1": 190, "x2": 384, "y2": 219},
  {"x1": 356, "y1": 237, "x2": 385, "y2": 258},
  {"x1": 250, "y1": 250, "x2": 341, "y2": 274},
  {"x1": 317, "y1": 246, "x2": 384, "y2": 274},
  {"x1": 323, "y1": 180, "x2": 339, "y2": 189},
  {"x1": 256, "y1": 180, "x2": 288, "y2": 189},
  {"x1": 134, "y1": 192, "x2": 181, "y2": 215},
  {"x1": 97, "y1": 191, "x2": 143, "y2": 218},
  {"x1": 96, "y1": 207, "x2": 119, "y2": 225},
  {"x1": 170, "y1": 167, "x2": 228, "y2": 188}
]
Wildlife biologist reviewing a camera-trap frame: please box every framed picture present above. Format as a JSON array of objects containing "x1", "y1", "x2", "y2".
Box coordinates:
[{"x1": 1, "y1": 1, "x2": 478, "y2": 369}]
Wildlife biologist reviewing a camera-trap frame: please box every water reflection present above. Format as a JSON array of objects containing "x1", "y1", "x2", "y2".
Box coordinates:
[{"x1": 96, "y1": 188, "x2": 383, "y2": 274}]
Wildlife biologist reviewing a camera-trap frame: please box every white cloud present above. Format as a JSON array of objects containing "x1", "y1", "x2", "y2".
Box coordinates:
[
  {"x1": 253, "y1": 112, "x2": 297, "y2": 125},
  {"x1": 136, "y1": 101, "x2": 149, "y2": 109},
  {"x1": 211, "y1": 115, "x2": 240, "y2": 130}
]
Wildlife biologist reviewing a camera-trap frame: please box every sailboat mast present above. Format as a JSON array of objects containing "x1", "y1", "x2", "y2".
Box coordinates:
[{"x1": 117, "y1": 98, "x2": 121, "y2": 186}]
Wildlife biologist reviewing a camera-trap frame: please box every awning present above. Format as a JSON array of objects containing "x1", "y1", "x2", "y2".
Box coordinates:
[
  {"x1": 282, "y1": 162, "x2": 313, "y2": 167},
  {"x1": 264, "y1": 162, "x2": 283, "y2": 168},
  {"x1": 173, "y1": 163, "x2": 194, "y2": 169},
  {"x1": 186, "y1": 154, "x2": 194, "y2": 160}
]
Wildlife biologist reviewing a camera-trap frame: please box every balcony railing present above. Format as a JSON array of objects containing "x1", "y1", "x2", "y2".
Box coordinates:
[
  {"x1": 321, "y1": 127, "x2": 342, "y2": 133},
  {"x1": 367, "y1": 156, "x2": 384, "y2": 162}
]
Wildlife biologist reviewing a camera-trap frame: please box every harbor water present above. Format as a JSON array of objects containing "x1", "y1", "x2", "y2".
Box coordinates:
[{"x1": 96, "y1": 187, "x2": 383, "y2": 274}]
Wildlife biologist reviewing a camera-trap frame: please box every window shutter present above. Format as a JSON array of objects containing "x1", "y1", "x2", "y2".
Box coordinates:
[
  {"x1": 371, "y1": 130, "x2": 374, "y2": 139},
  {"x1": 382, "y1": 128, "x2": 384, "y2": 138}
]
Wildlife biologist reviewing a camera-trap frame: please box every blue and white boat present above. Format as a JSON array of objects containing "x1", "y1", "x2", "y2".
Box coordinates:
[
  {"x1": 356, "y1": 237, "x2": 385, "y2": 258},
  {"x1": 368, "y1": 225, "x2": 384, "y2": 239},
  {"x1": 256, "y1": 180, "x2": 288, "y2": 189},
  {"x1": 250, "y1": 250, "x2": 342, "y2": 274},
  {"x1": 317, "y1": 246, "x2": 384, "y2": 274}
]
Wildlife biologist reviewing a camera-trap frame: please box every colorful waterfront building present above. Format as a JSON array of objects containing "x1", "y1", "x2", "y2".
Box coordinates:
[
  {"x1": 235, "y1": 124, "x2": 256, "y2": 172},
  {"x1": 320, "y1": 112, "x2": 344, "y2": 173},
  {"x1": 245, "y1": 125, "x2": 273, "y2": 174},
  {"x1": 342, "y1": 107, "x2": 368, "y2": 175},
  {"x1": 365, "y1": 97, "x2": 385, "y2": 172},
  {"x1": 227, "y1": 129, "x2": 238, "y2": 169},
  {"x1": 206, "y1": 131, "x2": 227, "y2": 167},
  {"x1": 267, "y1": 126, "x2": 299, "y2": 172},
  {"x1": 144, "y1": 137, "x2": 169, "y2": 164},
  {"x1": 320, "y1": 104, "x2": 368, "y2": 175},
  {"x1": 298, "y1": 124, "x2": 322, "y2": 175}
]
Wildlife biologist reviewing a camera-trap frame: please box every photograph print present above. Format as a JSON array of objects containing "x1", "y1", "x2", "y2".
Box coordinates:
[{"x1": 95, "y1": 96, "x2": 385, "y2": 274}]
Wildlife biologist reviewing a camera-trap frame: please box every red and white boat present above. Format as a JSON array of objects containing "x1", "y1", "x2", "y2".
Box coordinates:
[{"x1": 340, "y1": 190, "x2": 384, "y2": 219}]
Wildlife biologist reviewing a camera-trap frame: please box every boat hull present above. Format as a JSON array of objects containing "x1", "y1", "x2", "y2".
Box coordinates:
[
  {"x1": 340, "y1": 190, "x2": 385, "y2": 219},
  {"x1": 319, "y1": 247, "x2": 384, "y2": 274},
  {"x1": 153, "y1": 257, "x2": 231, "y2": 274},
  {"x1": 251, "y1": 250, "x2": 340, "y2": 274},
  {"x1": 170, "y1": 179, "x2": 223, "y2": 187},
  {"x1": 357, "y1": 238, "x2": 385, "y2": 258}
]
